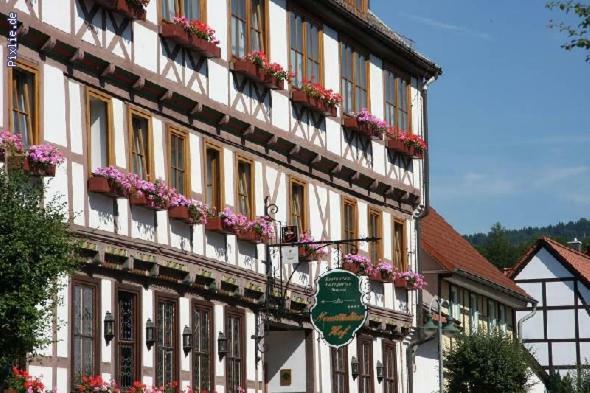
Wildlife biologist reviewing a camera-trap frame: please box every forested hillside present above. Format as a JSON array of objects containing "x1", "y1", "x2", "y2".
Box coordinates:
[{"x1": 464, "y1": 218, "x2": 590, "y2": 269}]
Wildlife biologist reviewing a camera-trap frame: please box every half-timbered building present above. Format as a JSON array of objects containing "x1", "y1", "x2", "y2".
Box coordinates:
[
  {"x1": 0, "y1": 0, "x2": 440, "y2": 392},
  {"x1": 511, "y1": 237, "x2": 590, "y2": 380}
]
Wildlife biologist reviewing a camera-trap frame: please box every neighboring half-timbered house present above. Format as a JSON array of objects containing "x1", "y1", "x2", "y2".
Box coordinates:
[
  {"x1": 0, "y1": 0, "x2": 440, "y2": 392},
  {"x1": 511, "y1": 237, "x2": 590, "y2": 380}
]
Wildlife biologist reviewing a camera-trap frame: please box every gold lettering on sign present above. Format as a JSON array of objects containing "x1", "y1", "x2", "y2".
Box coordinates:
[
  {"x1": 317, "y1": 312, "x2": 365, "y2": 322},
  {"x1": 329, "y1": 325, "x2": 351, "y2": 339}
]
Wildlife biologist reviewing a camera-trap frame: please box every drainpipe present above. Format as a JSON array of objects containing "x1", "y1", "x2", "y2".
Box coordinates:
[
  {"x1": 516, "y1": 302, "x2": 537, "y2": 341},
  {"x1": 407, "y1": 75, "x2": 437, "y2": 393}
]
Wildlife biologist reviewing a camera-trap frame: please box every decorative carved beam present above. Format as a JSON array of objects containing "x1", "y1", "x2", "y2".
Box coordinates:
[
  {"x1": 16, "y1": 23, "x2": 29, "y2": 37},
  {"x1": 288, "y1": 145, "x2": 300, "y2": 156},
  {"x1": 218, "y1": 114, "x2": 230, "y2": 126},
  {"x1": 39, "y1": 37, "x2": 57, "y2": 55},
  {"x1": 351, "y1": 172, "x2": 360, "y2": 182},
  {"x1": 330, "y1": 163, "x2": 342, "y2": 175},
  {"x1": 159, "y1": 90, "x2": 173, "y2": 103},
  {"x1": 190, "y1": 102, "x2": 203, "y2": 116},
  {"x1": 310, "y1": 154, "x2": 322, "y2": 165},
  {"x1": 100, "y1": 63, "x2": 116, "y2": 78},
  {"x1": 267, "y1": 135, "x2": 279, "y2": 146},
  {"x1": 369, "y1": 179, "x2": 380, "y2": 191},
  {"x1": 392, "y1": 188, "x2": 408, "y2": 201},
  {"x1": 243, "y1": 125, "x2": 255, "y2": 136},
  {"x1": 132, "y1": 76, "x2": 145, "y2": 90},
  {"x1": 69, "y1": 48, "x2": 85, "y2": 63}
]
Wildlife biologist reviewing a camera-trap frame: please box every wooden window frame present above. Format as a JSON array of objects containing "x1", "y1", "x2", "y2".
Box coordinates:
[
  {"x1": 114, "y1": 283, "x2": 142, "y2": 389},
  {"x1": 342, "y1": 197, "x2": 358, "y2": 254},
  {"x1": 235, "y1": 155, "x2": 255, "y2": 219},
  {"x1": 383, "y1": 66, "x2": 412, "y2": 133},
  {"x1": 368, "y1": 207, "x2": 383, "y2": 262},
  {"x1": 392, "y1": 219, "x2": 407, "y2": 271},
  {"x1": 289, "y1": 177, "x2": 308, "y2": 233},
  {"x1": 345, "y1": 0, "x2": 368, "y2": 13},
  {"x1": 331, "y1": 346, "x2": 349, "y2": 393},
  {"x1": 86, "y1": 88, "x2": 114, "y2": 174},
  {"x1": 382, "y1": 340, "x2": 398, "y2": 393},
  {"x1": 229, "y1": 0, "x2": 269, "y2": 59},
  {"x1": 357, "y1": 335, "x2": 374, "y2": 393},
  {"x1": 203, "y1": 141, "x2": 224, "y2": 212},
  {"x1": 154, "y1": 291, "x2": 180, "y2": 386},
  {"x1": 167, "y1": 125, "x2": 191, "y2": 197},
  {"x1": 8, "y1": 59, "x2": 40, "y2": 145},
  {"x1": 191, "y1": 299, "x2": 215, "y2": 392},
  {"x1": 340, "y1": 39, "x2": 370, "y2": 114},
  {"x1": 159, "y1": 0, "x2": 207, "y2": 22},
  {"x1": 287, "y1": 4, "x2": 324, "y2": 87},
  {"x1": 70, "y1": 275, "x2": 101, "y2": 388},
  {"x1": 127, "y1": 106, "x2": 154, "y2": 181},
  {"x1": 225, "y1": 306, "x2": 246, "y2": 393}
]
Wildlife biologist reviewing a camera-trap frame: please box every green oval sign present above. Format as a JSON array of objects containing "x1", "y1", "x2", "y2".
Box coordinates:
[{"x1": 310, "y1": 269, "x2": 368, "y2": 348}]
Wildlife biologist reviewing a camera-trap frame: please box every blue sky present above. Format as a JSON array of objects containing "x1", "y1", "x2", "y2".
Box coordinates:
[{"x1": 371, "y1": 0, "x2": 590, "y2": 235}]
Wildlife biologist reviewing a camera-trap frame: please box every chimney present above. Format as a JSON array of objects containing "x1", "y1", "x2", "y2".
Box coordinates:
[{"x1": 567, "y1": 238, "x2": 583, "y2": 252}]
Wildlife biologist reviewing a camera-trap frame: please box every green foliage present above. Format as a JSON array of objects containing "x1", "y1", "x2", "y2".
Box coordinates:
[
  {"x1": 0, "y1": 170, "x2": 79, "y2": 376},
  {"x1": 546, "y1": 1, "x2": 590, "y2": 62},
  {"x1": 465, "y1": 218, "x2": 590, "y2": 268},
  {"x1": 547, "y1": 366, "x2": 590, "y2": 392},
  {"x1": 444, "y1": 332, "x2": 534, "y2": 393}
]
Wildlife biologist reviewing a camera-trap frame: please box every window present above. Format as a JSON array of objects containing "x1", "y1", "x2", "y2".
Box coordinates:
[
  {"x1": 392, "y1": 220, "x2": 406, "y2": 271},
  {"x1": 344, "y1": 0, "x2": 368, "y2": 12},
  {"x1": 384, "y1": 69, "x2": 411, "y2": 132},
  {"x1": 168, "y1": 128, "x2": 189, "y2": 196},
  {"x1": 498, "y1": 304, "x2": 507, "y2": 334},
  {"x1": 368, "y1": 208, "x2": 382, "y2": 262},
  {"x1": 341, "y1": 42, "x2": 368, "y2": 114},
  {"x1": 469, "y1": 293, "x2": 479, "y2": 334},
  {"x1": 236, "y1": 158, "x2": 254, "y2": 218},
  {"x1": 331, "y1": 347, "x2": 348, "y2": 393},
  {"x1": 116, "y1": 288, "x2": 140, "y2": 389},
  {"x1": 231, "y1": 0, "x2": 265, "y2": 58},
  {"x1": 225, "y1": 308, "x2": 245, "y2": 393},
  {"x1": 289, "y1": 178, "x2": 307, "y2": 233},
  {"x1": 342, "y1": 198, "x2": 357, "y2": 254},
  {"x1": 487, "y1": 299, "x2": 497, "y2": 332},
  {"x1": 289, "y1": 9, "x2": 321, "y2": 87},
  {"x1": 71, "y1": 278, "x2": 99, "y2": 386},
  {"x1": 383, "y1": 341, "x2": 397, "y2": 393},
  {"x1": 192, "y1": 302, "x2": 213, "y2": 392},
  {"x1": 449, "y1": 285, "x2": 460, "y2": 320},
  {"x1": 357, "y1": 336, "x2": 373, "y2": 393},
  {"x1": 155, "y1": 294, "x2": 178, "y2": 386},
  {"x1": 87, "y1": 90, "x2": 112, "y2": 172},
  {"x1": 10, "y1": 63, "x2": 39, "y2": 147},
  {"x1": 161, "y1": 0, "x2": 204, "y2": 21},
  {"x1": 205, "y1": 145, "x2": 222, "y2": 212},
  {"x1": 129, "y1": 109, "x2": 152, "y2": 180}
]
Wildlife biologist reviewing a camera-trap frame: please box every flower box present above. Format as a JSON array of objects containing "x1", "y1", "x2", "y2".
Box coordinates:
[
  {"x1": 291, "y1": 88, "x2": 337, "y2": 117},
  {"x1": 369, "y1": 269, "x2": 393, "y2": 282},
  {"x1": 386, "y1": 138, "x2": 423, "y2": 159},
  {"x1": 342, "y1": 261, "x2": 360, "y2": 274},
  {"x1": 298, "y1": 247, "x2": 313, "y2": 262},
  {"x1": 5, "y1": 153, "x2": 25, "y2": 173},
  {"x1": 232, "y1": 58, "x2": 284, "y2": 90},
  {"x1": 342, "y1": 114, "x2": 379, "y2": 139},
  {"x1": 168, "y1": 205, "x2": 193, "y2": 224},
  {"x1": 394, "y1": 277, "x2": 409, "y2": 289},
  {"x1": 23, "y1": 157, "x2": 56, "y2": 177},
  {"x1": 94, "y1": 0, "x2": 146, "y2": 21},
  {"x1": 160, "y1": 20, "x2": 221, "y2": 58},
  {"x1": 129, "y1": 193, "x2": 167, "y2": 210},
  {"x1": 88, "y1": 175, "x2": 127, "y2": 198},
  {"x1": 237, "y1": 229, "x2": 262, "y2": 243},
  {"x1": 205, "y1": 216, "x2": 236, "y2": 234}
]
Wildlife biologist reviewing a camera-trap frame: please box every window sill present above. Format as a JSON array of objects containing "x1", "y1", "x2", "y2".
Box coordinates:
[
  {"x1": 94, "y1": 0, "x2": 146, "y2": 21},
  {"x1": 291, "y1": 88, "x2": 337, "y2": 117},
  {"x1": 231, "y1": 59, "x2": 284, "y2": 90},
  {"x1": 159, "y1": 20, "x2": 221, "y2": 58}
]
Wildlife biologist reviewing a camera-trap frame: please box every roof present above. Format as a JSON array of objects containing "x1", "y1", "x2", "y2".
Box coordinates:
[
  {"x1": 421, "y1": 208, "x2": 530, "y2": 299},
  {"x1": 509, "y1": 237, "x2": 590, "y2": 284}
]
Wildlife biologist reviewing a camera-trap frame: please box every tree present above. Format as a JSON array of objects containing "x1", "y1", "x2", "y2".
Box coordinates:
[
  {"x1": 0, "y1": 169, "x2": 79, "y2": 382},
  {"x1": 547, "y1": 1, "x2": 590, "y2": 62},
  {"x1": 444, "y1": 332, "x2": 534, "y2": 393},
  {"x1": 477, "y1": 222, "x2": 522, "y2": 268}
]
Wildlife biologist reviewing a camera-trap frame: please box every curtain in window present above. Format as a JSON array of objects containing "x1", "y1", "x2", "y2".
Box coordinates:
[
  {"x1": 161, "y1": 0, "x2": 177, "y2": 21},
  {"x1": 250, "y1": 0, "x2": 264, "y2": 52},
  {"x1": 12, "y1": 69, "x2": 35, "y2": 147},
  {"x1": 291, "y1": 184, "x2": 304, "y2": 232},
  {"x1": 306, "y1": 23, "x2": 320, "y2": 82},
  {"x1": 184, "y1": 0, "x2": 200, "y2": 20},
  {"x1": 73, "y1": 285, "x2": 95, "y2": 385},
  {"x1": 355, "y1": 53, "x2": 367, "y2": 111},
  {"x1": 393, "y1": 222, "x2": 403, "y2": 270},
  {"x1": 90, "y1": 98, "x2": 108, "y2": 171},
  {"x1": 231, "y1": 0, "x2": 246, "y2": 58},
  {"x1": 132, "y1": 116, "x2": 148, "y2": 179},
  {"x1": 237, "y1": 162, "x2": 251, "y2": 217},
  {"x1": 206, "y1": 149, "x2": 219, "y2": 210},
  {"x1": 170, "y1": 134, "x2": 185, "y2": 195},
  {"x1": 397, "y1": 78, "x2": 408, "y2": 131},
  {"x1": 341, "y1": 45, "x2": 354, "y2": 113},
  {"x1": 290, "y1": 13, "x2": 304, "y2": 87}
]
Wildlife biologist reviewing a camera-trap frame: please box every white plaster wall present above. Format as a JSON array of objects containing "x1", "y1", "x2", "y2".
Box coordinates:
[
  {"x1": 326, "y1": 118, "x2": 342, "y2": 156},
  {"x1": 117, "y1": 197, "x2": 130, "y2": 236},
  {"x1": 170, "y1": 221, "x2": 192, "y2": 251},
  {"x1": 372, "y1": 142, "x2": 385, "y2": 177},
  {"x1": 131, "y1": 207, "x2": 156, "y2": 242},
  {"x1": 578, "y1": 308, "x2": 590, "y2": 338},
  {"x1": 142, "y1": 288, "x2": 154, "y2": 368},
  {"x1": 190, "y1": 134, "x2": 203, "y2": 194},
  {"x1": 69, "y1": 81, "x2": 84, "y2": 155},
  {"x1": 322, "y1": 26, "x2": 340, "y2": 93},
  {"x1": 56, "y1": 368, "x2": 67, "y2": 393},
  {"x1": 357, "y1": 202, "x2": 368, "y2": 252},
  {"x1": 552, "y1": 342, "x2": 577, "y2": 366},
  {"x1": 28, "y1": 366, "x2": 52, "y2": 392},
  {"x1": 14, "y1": 0, "x2": 37, "y2": 18},
  {"x1": 545, "y1": 280, "x2": 575, "y2": 306},
  {"x1": 56, "y1": 275, "x2": 69, "y2": 358},
  {"x1": 208, "y1": 0, "x2": 228, "y2": 61},
  {"x1": 414, "y1": 337, "x2": 439, "y2": 393},
  {"x1": 518, "y1": 310, "x2": 544, "y2": 340},
  {"x1": 71, "y1": 162, "x2": 86, "y2": 225},
  {"x1": 266, "y1": 330, "x2": 307, "y2": 393},
  {"x1": 246, "y1": 311, "x2": 257, "y2": 382},
  {"x1": 89, "y1": 193, "x2": 116, "y2": 232},
  {"x1": 44, "y1": 158, "x2": 69, "y2": 212},
  {"x1": 43, "y1": 65, "x2": 68, "y2": 148},
  {"x1": 272, "y1": 91, "x2": 290, "y2": 131},
  {"x1": 145, "y1": 0, "x2": 158, "y2": 24},
  {"x1": 269, "y1": 0, "x2": 288, "y2": 68},
  {"x1": 101, "y1": 278, "x2": 113, "y2": 363},
  {"x1": 308, "y1": 184, "x2": 328, "y2": 240},
  {"x1": 209, "y1": 61, "x2": 229, "y2": 104},
  {"x1": 517, "y1": 282, "x2": 543, "y2": 305},
  {"x1": 179, "y1": 297, "x2": 191, "y2": 372},
  {"x1": 547, "y1": 309, "x2": 575, "y2": 339},
  {"x1": 526, "y1": 342, "x2": 549, "y2": 366},
  {"x1": 134, "y1": 24, "x2": 158, "y2": 73},
  {"x1": 515, "y1": 247, "x2": 573, "y2": 280},
  {"x1": 214, "y1": 304, "x2": 225, "y2": 381}
]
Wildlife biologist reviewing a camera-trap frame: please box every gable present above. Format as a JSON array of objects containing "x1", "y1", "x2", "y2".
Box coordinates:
[{"x1": 515, "y1": 247, "x2": 573, "y2": 280}]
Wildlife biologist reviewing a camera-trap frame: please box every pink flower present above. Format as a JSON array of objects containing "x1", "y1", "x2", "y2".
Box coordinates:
[
  {"x1": 343, "y1": 253, "x2": 372, "y2": 274},
  {"x1": 0, "y1": 130, "x2": 24, "y2": 153},
  {"x1": 395, "y1": 270, "x2": 427, "y2": 289},
  {"x1": 299, "y1": 232, "x2": 329, "y2": 258},
  {"x1": 26, "y1": 143, "x2": 65, "y2": 166}
]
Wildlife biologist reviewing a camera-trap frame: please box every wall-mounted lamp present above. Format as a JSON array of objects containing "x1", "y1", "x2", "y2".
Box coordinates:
[
  {"x1": 103, "y1": 311, "x2": 115, "y2": 345},
  {"x1": 145, "y1": 318, "x2": 155, "y2": 350},
  {"x1": 217, "y1": 331, "x2": 228, "y2": 360},
  {"x1": 351, "y1": 356, "x2": 359, "y2": 380},
  {"x1": 376, "y1": 360, "x2": 384, "y2": 383},
  {"x1": 182, "y1": 325, "x2": 192, "y2": 356}
]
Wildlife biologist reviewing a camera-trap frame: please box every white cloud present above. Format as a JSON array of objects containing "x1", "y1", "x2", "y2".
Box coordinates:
[
  {"x1": 533, "y1": 166, "x2": 590, "y2": 187},
  {"x1": 400, "y1": 12, "x2": 493, "y2": 41}
]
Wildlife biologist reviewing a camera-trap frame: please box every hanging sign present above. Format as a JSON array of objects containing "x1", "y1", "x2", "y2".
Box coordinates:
[{"x1": 310, "y1": 269, "x2": 368, "y2": 348}]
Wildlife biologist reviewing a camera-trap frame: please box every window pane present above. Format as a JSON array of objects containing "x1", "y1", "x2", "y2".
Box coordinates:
[
  {"x1": 206, "y1": 148, "x2": 220, "y2": 211},
  {"x1": 184, "y1": 0, "x2": 200, "y2": 20},
  {"x1": 90, "y1": 98, "x2": 108, "y2": 171},
  {"x1": 237, "y1": 161, "x2": 252, "y2": 217},
  {"x1": 251, "y1": 0, "x2": 265, "y2": 52},
  {"x1": 12, "y1": 68, "x2": 35, "y2": 147},
  {"x1": 131, "y1": 115, "x2": 149, "y2": 179},
  {"x1": 161, "y1": 0, "x2": 177, "y2": 20},
  {"x1": 73, "y1": 284, "x2": 95, "y2": 385}
]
